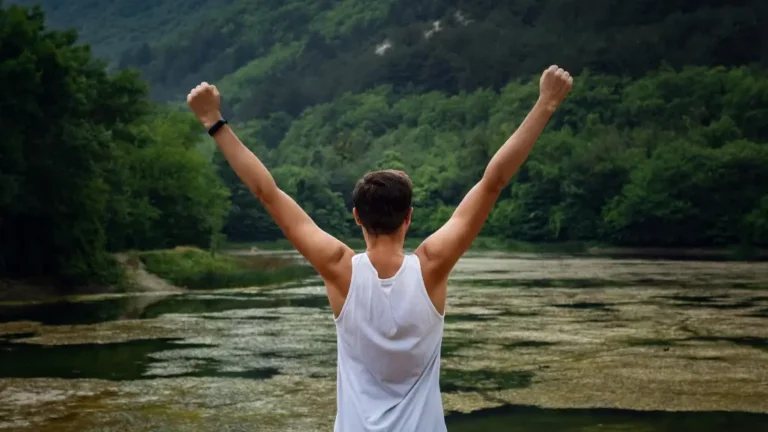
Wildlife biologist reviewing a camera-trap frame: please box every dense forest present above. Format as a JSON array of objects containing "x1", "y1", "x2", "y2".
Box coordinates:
[
  {"x1": 0, "y1": 3, "x2": 229, "y2": 285},
  {"x1": 1, "y1": 0, "x2": 767, "y2": 285}
]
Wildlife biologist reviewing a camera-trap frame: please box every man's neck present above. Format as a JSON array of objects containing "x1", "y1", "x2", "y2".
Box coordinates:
[
  {"x1": 364, "y1": 233, "x2": 405, "y2": 256},
  {"x1": 364, "y1": 234, "x2": 406, "y2": 279}
]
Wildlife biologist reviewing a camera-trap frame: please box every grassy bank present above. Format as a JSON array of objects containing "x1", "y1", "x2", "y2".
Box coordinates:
[
  {"x1": 136, "y1": 247, "x2": 315, "y2": 290},
  {"x1": 227, "y1": 238, "x2": 767, "y2": 261},
  {"x1": 226, "y1": 237, "x2": 595, "y2": 254}
]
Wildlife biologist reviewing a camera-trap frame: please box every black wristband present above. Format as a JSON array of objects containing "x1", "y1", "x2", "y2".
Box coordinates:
[{"x1": 207, "y1": 119, "x2": 228, "y2": 136}]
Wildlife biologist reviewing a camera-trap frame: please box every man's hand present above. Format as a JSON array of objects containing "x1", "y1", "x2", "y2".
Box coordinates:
[
  {"x1": 538, "y1": 65, "x2": 573, "y2": 112},
  {"x1": 187, "y1": 82, "x2": 222, "y2": 129}
]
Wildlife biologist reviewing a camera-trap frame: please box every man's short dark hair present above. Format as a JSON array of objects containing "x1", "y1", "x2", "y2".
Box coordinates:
[{"x1": 352, "y1": 170, "x2": 413, "y2": 235}]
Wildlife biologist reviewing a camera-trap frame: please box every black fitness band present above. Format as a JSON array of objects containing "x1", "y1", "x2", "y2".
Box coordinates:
[{"x1": 208, "y1": 119, "x2": 229, "y2": 136}]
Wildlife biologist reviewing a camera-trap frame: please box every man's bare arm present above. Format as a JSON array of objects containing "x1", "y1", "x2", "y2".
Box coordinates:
[
  {"x1": 416, "y1": 66, "x2": 573, "y2": 293},
  {"x1": 186, "y1": 83, "x2": 353, "y2": 293},
  {"x1": 208, "y1": 126, "x2": 351, "y2": 271}
]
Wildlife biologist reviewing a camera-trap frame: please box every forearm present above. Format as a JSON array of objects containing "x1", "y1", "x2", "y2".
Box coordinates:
[
  {"x1": 212, "y1": 125, "x2": 279, "y2": 203},
  {"x1": 205, "y1": 121, "x2": 349, "y2": 281},
  {"x1": 186, "y1": 83, "x2": 353, "y2": 276},
  {"x1": 483, "y1": 98, "x2": 555, "y2": 190},
  {"x1": 418, "y1": 65, "x2": 571, "y2": 286},
  {"x1": 426, "y1": 99, "x2": 556, "y2": 258},
  {"x1": 211, "y1": 124, "x2": 317, "y2": 238}
]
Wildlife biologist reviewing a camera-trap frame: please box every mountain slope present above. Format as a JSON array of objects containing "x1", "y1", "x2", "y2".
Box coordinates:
[
  {"x1": 8, "y1": 0, "x2": 218, "y2": 60},
  {"x1": 16, "y1": 0, "x2": 767, "y2": 120}
]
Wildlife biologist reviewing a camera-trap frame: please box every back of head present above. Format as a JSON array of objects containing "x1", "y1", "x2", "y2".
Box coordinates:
[{"x1": 352, "y1": 170, "x2": 413, "y2": 236}]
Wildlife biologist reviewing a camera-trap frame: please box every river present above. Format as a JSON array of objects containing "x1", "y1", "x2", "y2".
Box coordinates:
[{"x1": 1, "y1": 252, "x2": 767, "y2": 431}]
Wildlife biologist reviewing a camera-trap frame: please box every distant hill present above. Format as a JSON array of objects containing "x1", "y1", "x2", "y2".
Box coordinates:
[{"x1": 13, "y1": 0, "x2": 767, "y2": 120}]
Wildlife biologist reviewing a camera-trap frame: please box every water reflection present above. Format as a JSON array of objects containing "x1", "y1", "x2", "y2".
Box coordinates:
[
  {"x1": 446, "y1": 405, "x2": 768, "y2": 431},
  {"x1": 0, "y1": 338, "x2": 212, "y2": 380},
  {"x1": 0, "y1": 292, "x2": 329, "y2": 326}
]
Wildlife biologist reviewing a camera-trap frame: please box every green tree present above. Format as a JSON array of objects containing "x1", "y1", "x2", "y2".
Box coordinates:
[
  {"x1": 0, "y1": 3, "x2": 230, "y2": 286},
  {"x1": 0, "y1": 4, "x2": 132, "y2": 283}
]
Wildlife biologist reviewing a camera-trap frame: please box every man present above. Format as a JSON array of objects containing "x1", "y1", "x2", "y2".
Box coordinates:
[{"x1": 187, "y1": 65, "x2": 573, "y2": 431}]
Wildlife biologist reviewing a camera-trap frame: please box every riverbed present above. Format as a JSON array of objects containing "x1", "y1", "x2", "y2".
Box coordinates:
[{"x1": 1, "y1": 253, "x2": 767, "y2": 431}]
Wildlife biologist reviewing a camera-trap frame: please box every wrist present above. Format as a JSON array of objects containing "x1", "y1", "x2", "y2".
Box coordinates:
[
  {"x1": 200, "y1": 113, "x2": 223, "y2": 130},
  {"x1": 535, "y1": 97, "x2": 559, "y2": 114}
]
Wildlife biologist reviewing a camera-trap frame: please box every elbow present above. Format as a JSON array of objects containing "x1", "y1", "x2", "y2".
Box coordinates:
[
  {"x1": 481, "y1": 171, "x2": 506, "y2": 195},
  {"x1": 251, "y1": 181, "x2": 279, "y2": 205}
]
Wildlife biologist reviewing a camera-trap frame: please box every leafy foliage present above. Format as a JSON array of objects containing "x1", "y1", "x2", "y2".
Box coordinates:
[
  {"x1": 0, "y1": 3, "x2": 229, "y2": 285},
  {"x1": 220, "y1": 66, "x2": 768, "y2": 247}
]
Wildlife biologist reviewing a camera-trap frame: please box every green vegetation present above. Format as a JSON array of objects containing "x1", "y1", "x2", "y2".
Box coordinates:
[
  {"x1": 16, "y1": 0, "x2": 767, "y2": 116},
  {"x1": 137, "y1": 248, "x2": 313, "y2": 290},
  {"x1": 2, "y1": 0, "x2": 768, "y2": 289},
  {"x1": 222, "y1": 67, "x2": 768, "y2": 248},
  {"x1": 0, "y1": 4, "x2": 229, "y2": 286}
]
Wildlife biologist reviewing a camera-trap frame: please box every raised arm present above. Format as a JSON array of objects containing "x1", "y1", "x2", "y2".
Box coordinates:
[
  {"x1": 416, "y1": 66, "x2": 573, "y2": 304},
  {"x1": 187, "y1": 83, "x2": 354, "y2": 306}
]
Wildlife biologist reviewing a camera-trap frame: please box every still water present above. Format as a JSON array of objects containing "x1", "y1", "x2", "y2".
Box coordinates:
[{"x1": 1, "y1": 253, "x2": 767, "y2": 431}]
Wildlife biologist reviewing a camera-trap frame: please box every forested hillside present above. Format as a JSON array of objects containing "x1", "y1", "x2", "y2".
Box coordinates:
[
  {"x1": 223, "y1": 67, "x2": 768, "y2": 247},
  {"x1": 2, "y1": 0, "x2": 767, "y2": 285},
  {"x1": 12, "y1": 0, "x2": 767, "y2": 117},
  {"x1": 0, "y1": 3, "x2": 229, "y2": 286}
]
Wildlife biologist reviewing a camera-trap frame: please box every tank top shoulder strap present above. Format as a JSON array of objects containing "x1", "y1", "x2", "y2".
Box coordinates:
[
  {"x1": 335, "y1": 253, "x2": 367, "y2": 323},
  {"x1": 404, "y1": 253, "x2": 444, "y2": 319}
]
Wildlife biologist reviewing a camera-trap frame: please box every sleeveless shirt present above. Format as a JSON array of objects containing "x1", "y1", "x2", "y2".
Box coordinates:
[{"x1": 333, "y1": 253, "x2": 446, "y2": 432}]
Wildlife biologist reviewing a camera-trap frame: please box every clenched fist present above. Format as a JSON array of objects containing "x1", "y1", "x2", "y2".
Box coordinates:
[
  {"x1": 538, "y1": 65, "x2": 573, "y2": 111},
  {"x1": 187, "y1": 82, "x2": 221, "y2": 129}
]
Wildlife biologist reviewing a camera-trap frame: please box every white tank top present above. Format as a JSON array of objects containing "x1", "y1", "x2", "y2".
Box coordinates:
[{"x1": 334, "y1": 253, "x2": 446, "y2": 432}]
